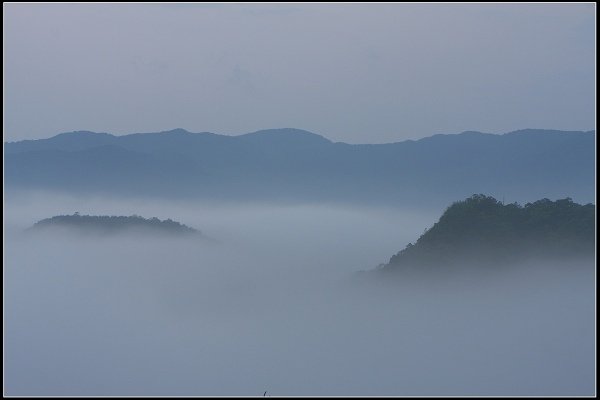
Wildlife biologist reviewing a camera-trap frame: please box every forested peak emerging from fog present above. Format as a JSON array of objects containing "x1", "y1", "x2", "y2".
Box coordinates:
[
  {"x1": 381, "y1": 195, "x2": 596, "y2": 273},
  {"x1": 30, "y1": 214, "x2": 200, "y2": 236}
]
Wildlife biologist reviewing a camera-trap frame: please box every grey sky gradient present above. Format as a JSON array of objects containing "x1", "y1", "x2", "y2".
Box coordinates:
[{"x1": 3, "y1": 3, "x2": 596, "y2": 143}]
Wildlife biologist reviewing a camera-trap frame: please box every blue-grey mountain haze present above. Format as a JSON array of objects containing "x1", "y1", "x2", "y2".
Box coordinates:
[{"x1": 5, "y1": 128, "x2": 595, "y2": 208}]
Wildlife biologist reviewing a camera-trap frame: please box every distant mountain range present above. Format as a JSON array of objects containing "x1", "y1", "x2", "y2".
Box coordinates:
[
  {"x1": 377, "y1": 194, "x2": 595, "y2": 275},
  {"x1": 29, "y1": 214, "x2": 201, "y2": 237},
  {"x1": 5, "y1": 128, "x2": 595, "y2": 208}
]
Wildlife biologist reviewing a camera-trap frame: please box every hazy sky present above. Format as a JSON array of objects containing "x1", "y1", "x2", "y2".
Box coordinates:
[{"x1": 3, "y1": 3, "x2": 596, "y2": 143}]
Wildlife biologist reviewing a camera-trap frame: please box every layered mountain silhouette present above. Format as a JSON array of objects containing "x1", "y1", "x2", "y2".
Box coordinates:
[
  {"x1": 5, "y1": 128, "x2": 595, "y2": 207},
  {"x1": 377, "y1": 194, "x2": 595, "y2": 275}
]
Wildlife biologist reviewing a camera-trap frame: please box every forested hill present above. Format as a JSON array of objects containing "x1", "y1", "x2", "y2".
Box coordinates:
[
  {"x1": 29, "y1": 214, "x2": 200, "y2": 237},
  {"x1": 380, "y1": 195, "x2": 595, "y2": 273}
]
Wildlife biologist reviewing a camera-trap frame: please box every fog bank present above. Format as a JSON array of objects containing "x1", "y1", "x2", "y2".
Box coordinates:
[{"x1": 4, "y1": 195, "x2": 595, "y2": 396}]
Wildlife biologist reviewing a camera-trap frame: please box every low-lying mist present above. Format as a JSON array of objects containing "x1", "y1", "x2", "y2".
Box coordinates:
[{"x1": 4, "y1": 192, "x2": 595, "y2": 396}]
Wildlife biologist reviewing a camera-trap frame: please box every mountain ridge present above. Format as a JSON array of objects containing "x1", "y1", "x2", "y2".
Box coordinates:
[
  {"x1": 4, "y1": 128, "x2": 596, "y2": 151},
  {"x1": 5, "y1": 128, "x2": 595, "y2": 208}
]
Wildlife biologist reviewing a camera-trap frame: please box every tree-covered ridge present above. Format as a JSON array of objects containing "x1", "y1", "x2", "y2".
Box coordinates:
[
  {"x1": 31, "y1": 214, "x2": 200, "y2": 236},
  {"x1": 383, "y1": 195, "x2": 595, "y2": 272}
]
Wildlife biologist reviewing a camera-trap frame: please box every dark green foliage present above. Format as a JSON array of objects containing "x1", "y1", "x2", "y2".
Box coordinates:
[
  {"x1": 384, "y1": 194, "x2": 595, "y2": 272},
  {"x1": 31, "y1": 214, "x2": 200, "y2": 236}
]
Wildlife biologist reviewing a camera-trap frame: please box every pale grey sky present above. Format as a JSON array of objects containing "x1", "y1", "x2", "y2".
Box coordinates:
[{"x1": 3, "y1": 3, "x2": 596, "y2": 143}]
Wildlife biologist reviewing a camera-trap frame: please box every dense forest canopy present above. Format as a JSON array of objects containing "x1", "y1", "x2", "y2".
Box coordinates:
[{"x1": 382, "y1": 194, "x2": 595, "y2": 272}]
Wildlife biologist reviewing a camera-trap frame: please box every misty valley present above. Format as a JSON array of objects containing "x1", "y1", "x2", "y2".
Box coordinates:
[
  {"x1": 5, "y1": 3, "x2": 597, "y2": 396},
  {"x1": 4, "y1": 127, "x2": 596, "y2": 396},
  {"x1": 4, "y1": 0, "x2": 598, "y2": 396}
]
